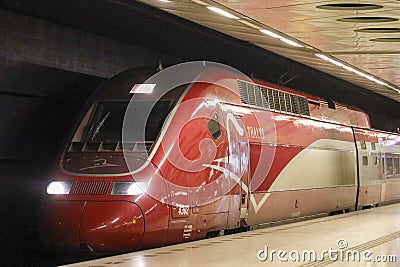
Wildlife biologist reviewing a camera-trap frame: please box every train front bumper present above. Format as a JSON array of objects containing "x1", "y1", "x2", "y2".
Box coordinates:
[{"x1": 39, "y1": 200, "x2": 144, "y2": 254}]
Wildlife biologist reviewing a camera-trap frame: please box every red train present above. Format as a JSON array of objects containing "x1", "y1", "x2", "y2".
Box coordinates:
[{"x1": 39, "y1": 62, "x2": 400, "y2": 256}]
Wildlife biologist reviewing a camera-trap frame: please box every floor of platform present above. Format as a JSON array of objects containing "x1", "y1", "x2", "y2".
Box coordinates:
[{"x1": 64, "y1": 203, "x2": 400, "y2": 267}]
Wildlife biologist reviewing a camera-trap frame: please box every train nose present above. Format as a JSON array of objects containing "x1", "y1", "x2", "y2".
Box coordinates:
[
  {"x1": 79, "y1": 201, "x2": 144, "y2": 253},
  {"x1": 39, "y1": 201, "x2": 144, "y2": 254},
  {"x1": 39, "y1": 200, "x2": 85, "y2": 252}
]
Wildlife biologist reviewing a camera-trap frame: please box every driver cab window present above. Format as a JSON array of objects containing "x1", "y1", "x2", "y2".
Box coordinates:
[{"x1": 208, "y1": 114, "x2": 221, "y2": 140}]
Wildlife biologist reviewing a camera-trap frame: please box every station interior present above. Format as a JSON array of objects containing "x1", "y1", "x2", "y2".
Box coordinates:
[{"x1": 1, "y1": 1, "x2": 400, "y2": 266}]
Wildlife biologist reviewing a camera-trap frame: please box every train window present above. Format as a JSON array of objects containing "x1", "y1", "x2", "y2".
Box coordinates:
[
  {"x1": 394, "y1": 158, "x2": 400, "y2": 175},
  {"x1": 81, "y1": 100, "x2": 175, "y2": 143},
  {"x1": 208, "y1": 114, "x2": 221, "y2": 140},
  {"x1": 360, "y1": 140, "x2": 367, "y2": 150},
  {"x1": 362, "y1": 156, "x2": 368, "y2": 166},
  {"x1": 327, "y1": 99, "x2": 336, "y2": 109},
  {"x1": 371, "y1": 142, "x2": 376, "y2": 150},
  {"x1": 371, "y1": 155, "x2": 378, "y2": 165},
  {"x1": 84, "y1": 101, "x2": 129, "y2": 142},
  {"x1": 387, "y1": 158, "x2": 394, "y2": 175}
]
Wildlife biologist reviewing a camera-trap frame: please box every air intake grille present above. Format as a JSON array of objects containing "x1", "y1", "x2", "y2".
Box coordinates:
[
  {"x1": 71, "y1": 181, "x2": 111, "y2": 195},
  {"x1": 237, "y1": 80, "x2": 269, "y2": 109},
  {"x1": 237, "y1": 80, "x2": 310, "y2": 117}
]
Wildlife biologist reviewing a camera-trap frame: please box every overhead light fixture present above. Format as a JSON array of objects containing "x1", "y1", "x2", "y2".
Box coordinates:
[
  {"x1": 130, "y1": 84, "x2": 156, "y2": 94},
  {"x1": 238, "y1": 19, "x2": 262, "y2": 30},
  {"x1": 260, "y1": 29, "x2": 303, "y2": 47},
  {"x1": 279, "y1": 37, "x2": 303, "y2": 47},
  {"x1": 191, "y1": 0, "x2": 208, "y2": 5},
  {"x1": 207, "y1": 6, "x2": 239, "y2": 20},
  {"x1": 315, "y1": 54, "x2": 400, "y2": 93},
  {"x1": 260, "y1": 29, "x2": 281, "y2": 39}
]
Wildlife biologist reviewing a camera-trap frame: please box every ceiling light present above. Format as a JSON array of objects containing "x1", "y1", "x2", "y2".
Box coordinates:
[
  {"x1": 238, "y1": 19, "x2": 262, "y2": 30},
  {"x1": 260, "y1": 29, "x2": 281, "y2": 39},
  {"x1": 315, "y1": 54, "x2": 400, "y2": 93},
  {"x1": 315, "y1": 54, "x2": 330, "y2": 63},
  {"x1": 130, "y1": 84, "x2": 156, "y2": 94},
  {"x1": 191, "y1": 0, "x2": 208, "y2": 5},
  {"x1": 207, "y1": 6, "x2": 239, "y2": 20},
  {"x1": 279, "y1": 37, "x2": 303, "y2": 47},
  {"x1": 316, "y1": 54, "x2": 370, "y2": 77},
  {"x1": 260, "y1": 29, "x2": 303, "y2": 47}
]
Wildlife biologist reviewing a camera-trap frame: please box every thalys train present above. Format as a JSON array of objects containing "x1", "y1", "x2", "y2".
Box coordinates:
[{"x1": 39, "y1": 62, "x2": 400, "y2": 255}]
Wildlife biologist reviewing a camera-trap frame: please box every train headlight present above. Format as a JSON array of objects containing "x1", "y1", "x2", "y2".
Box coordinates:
[
  {"x1": 46, "y1": 181, "x2": 73, "y2": 195},
  {"x1": 111, "y1": 182, "x2": 146, "y2": 196}
]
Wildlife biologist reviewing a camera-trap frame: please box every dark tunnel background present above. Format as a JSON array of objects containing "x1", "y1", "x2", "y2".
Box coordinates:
[
  {"x1": 0, "y1": 0, "x2": 399, "y2": 266},
  {"x1": 0, "y1": 64, "x2": 105, "y2": 266}
]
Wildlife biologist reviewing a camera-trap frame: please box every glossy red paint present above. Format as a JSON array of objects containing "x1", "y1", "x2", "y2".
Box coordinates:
[
  {"x1": 39, "y1": 201, "x2": 84, "y2": 252},
  {"x1": 39, "y1": 66, "x2": 400, "y2": 257},
  {"x1": 80, "y1": 201, "x2": 144, "y2": 252}
]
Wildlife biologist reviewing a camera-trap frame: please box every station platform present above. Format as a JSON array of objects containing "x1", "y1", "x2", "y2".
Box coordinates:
[{"x1": 64, "y1": 203, "x2": 400, "y2": 267}]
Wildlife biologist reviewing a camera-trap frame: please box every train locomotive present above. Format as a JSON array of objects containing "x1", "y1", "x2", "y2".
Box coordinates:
[{"x1": 39, "y1": 62, "x2": 400, "y2": 256}]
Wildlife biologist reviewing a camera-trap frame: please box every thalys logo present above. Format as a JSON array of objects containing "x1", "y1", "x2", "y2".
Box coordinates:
[{"x1": 247, "y1": 126, "x2": 265, "y2": 140}]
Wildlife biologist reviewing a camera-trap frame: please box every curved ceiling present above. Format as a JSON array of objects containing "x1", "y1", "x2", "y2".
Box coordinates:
[{"x1": 140, "y1": 0, "x2": 400, "y2": 103}]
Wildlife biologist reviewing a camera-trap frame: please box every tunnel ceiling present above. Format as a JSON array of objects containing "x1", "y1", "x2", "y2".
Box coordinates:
[
  {"x1": 0, "y1": 0, "x2": 399, "y2": 131},
  {"x1": 140, "y1": 0, "x2": 400, "y2": 103}
]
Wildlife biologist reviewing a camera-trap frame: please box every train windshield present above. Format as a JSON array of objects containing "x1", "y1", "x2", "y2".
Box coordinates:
[
  {"x1": 68, "y1": 83, "x2": 187, "y2": 157},
  {"x1": 81, "y1": 100, "x2": 174, "y2": 143},
  {"x1": 83, "y1": 101, "x2": 128, "y2": 143},
  {"x1": 69, "y1": 99, "x2": 176, "y2": 152}
]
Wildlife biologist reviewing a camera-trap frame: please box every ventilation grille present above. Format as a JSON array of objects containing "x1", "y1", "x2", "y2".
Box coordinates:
[
  {"x1": 71, "y1": 181, "x2": 111, "y2": 195},
  {"x1": 237, "y1": 80, "x2": 269, "y2": 109},
  {"x1": 237, "y1": 80, "x2": 310, "y2": 117}
]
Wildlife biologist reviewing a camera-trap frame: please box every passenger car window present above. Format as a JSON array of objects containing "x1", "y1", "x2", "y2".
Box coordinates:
[
  {"x1": 360, "y1": 140, "x2": 367, "y2": 150},
  {"x1": 394, "y1": 158, "x2": 400, "y2": 175},
  {"x1": 372, "y1": 155, "x2": 378, "y2": 165},
  {"x1": 371, "y1": 142, "x2": 376, "y2": 150},
  {"x1": 387, "y1": 158, "x2": 394, "y2": 176},
  {"x1": 362, "y1": 156, "x2": 368, "y2": 166}
]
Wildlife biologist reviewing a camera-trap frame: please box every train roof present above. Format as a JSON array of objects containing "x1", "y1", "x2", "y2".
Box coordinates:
[{"x1": 92, "y1": 65, "x2": 372, "y2": 129}]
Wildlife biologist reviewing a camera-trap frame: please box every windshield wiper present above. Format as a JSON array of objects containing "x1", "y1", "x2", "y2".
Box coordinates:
[{"x1": 88, "y1": 112, "x2": 110, "y2": 141}]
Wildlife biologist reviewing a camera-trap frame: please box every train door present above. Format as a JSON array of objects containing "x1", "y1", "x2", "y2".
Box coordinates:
[
  {"x1": 239, "y1": 145, "x2": 250, "y2": 221},
  {"x1": 224, "y1": 110, "x2": 250, "y2": 225},
  {"x1": 353, "y1": 128, "x2": 381, "y2": 208}
]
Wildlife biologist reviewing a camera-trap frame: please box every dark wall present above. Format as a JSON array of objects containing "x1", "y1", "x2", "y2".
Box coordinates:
[{"x1": 0, "y1": 63, "x2": 104, "y2": 266}]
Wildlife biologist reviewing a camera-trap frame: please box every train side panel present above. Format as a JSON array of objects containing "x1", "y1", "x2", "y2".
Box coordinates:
[
  {"x1": 242, "y1": 109, "x2": 357, "y2": 225},
  {"x1": 352, "y1": 128, "x2": 400, "y2": 207},
  {"x1": 376, "y1": 132, "x2": 400, "y2": 203}
]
